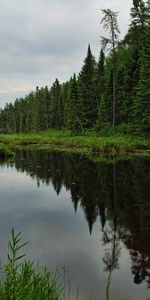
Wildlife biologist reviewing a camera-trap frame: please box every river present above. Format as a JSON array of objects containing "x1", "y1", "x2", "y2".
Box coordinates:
[{"x1": 0, "y1": 150, "x2": 150, "y2": 300}]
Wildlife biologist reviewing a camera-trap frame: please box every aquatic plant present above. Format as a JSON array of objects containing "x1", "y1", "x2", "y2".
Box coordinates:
[{"x1": 0, "y1": 229, "x2": 63, "y2": 300}]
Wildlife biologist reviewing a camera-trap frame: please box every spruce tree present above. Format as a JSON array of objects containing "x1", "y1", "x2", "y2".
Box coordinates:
[
  {"x1": 95, "y1": 49, "x2": 105, "y2": 107},
  {"x1": 101, "y1": 8, "x2": 120, "y2": 130},
  {"x1": 62, "y1": 81, "x2": 70, "y2": 128},
  {"x1": 96, "y1": 95, "x2": 107, "y2": 132},
  {"x1": 67, "y1": 74, "x2": 84, "y2": 133},
  {"x1": 132, "y1": 25, "x2": 150, "y2": 136},
  {"x1": 124, "y1": 0, "x2": 150, "y2": 97},
  {"x1": 95, "y1": 49, "x2": 107, "y2": 131},
  {"x1": 78, "y1": 45, "x2": 96, "y2": 129},
  {"x1": 50, "y1": 79, "x2": 63, "y2": 129}
]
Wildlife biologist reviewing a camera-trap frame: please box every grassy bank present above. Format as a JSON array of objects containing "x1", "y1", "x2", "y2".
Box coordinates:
[
  {"x1": 0, "y1": 130, "x2": 149, "y2": 155},
  {"x1": 0, "y1": 230, "x2": 63, "y2": 300},
  {"x1": 0, "y1": 143, "x2": 14, "y2": 158},
  {"x1": 0, "y1": 130, "x2": 149, "y2": 156}
]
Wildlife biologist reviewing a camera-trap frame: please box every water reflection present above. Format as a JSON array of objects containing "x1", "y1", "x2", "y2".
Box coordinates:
[{"x1": 0, "y1": 150, "x2": 150, "y2": 299}]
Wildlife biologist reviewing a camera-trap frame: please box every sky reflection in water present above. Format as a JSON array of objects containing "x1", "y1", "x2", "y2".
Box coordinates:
[{"x1": 0, "y1": 151, "x2": 150, "y2": 300}]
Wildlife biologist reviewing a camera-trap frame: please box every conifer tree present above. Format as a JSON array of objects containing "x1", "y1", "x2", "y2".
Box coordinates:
[
  {"x1": 132, "y1": 25, "x2": 150, "y2": 136},
  {"x1": 95, "y1": 49, "x2": 105, "y2": 107},
  {"x1": 62, "y1": 81, "x2": 70, "y2": 128},
  {"x1": 96, "y1": 95, "x2": 107, "y2": 132},
  {"x1": 78, "y1": 45, "x2": 96, "y2": 129},
  {"x1": 50, "y1": 79, "x2": 63, "y2": 129},
  {"x1": 101, "y1": 8, "x2": 120, "y2": 129},
  {"x1": 67, "y1": 74, "x2": 84, "y2": 133},
  {"x1": 124, "y1": 0, "x2": 150, "y2": 96}
]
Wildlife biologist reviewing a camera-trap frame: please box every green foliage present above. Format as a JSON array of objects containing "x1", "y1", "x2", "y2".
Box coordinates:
[
  {"x1": 101, "y1": 8, "x2": 120, "y2": 129},
  {"x1": 132, "y1": 24, "x2": 150, "y2": 137},
  {"x1": 0, "y1": 131, "x2": 149, "y2": 156},
  {"x1": 0, "y1": 144, "x2": 14, "y2": 158},
  {"x1": 0, "y1": 2, "x2": 149, "y2": 137},
  {"x1": 94, "y1": 49, "x2": 105, "y2": 106},
  {"x1": 78, "y1": 45, "x2": 97, "y2": 129},
  {"x1": 66, "y1": 75, "x2": 84, "y2": 133},
  {"x1": 0, "y1": 230, "x2": 62, "y2": 300},
  {"x1": 50, "y1": 79, "x2": 64, "y2": 129}
]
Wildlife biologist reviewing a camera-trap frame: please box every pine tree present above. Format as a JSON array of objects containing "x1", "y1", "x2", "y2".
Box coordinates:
[
  {"x1": 132, "y1": 25, "x2": 150, "y2": 136},
  {"x1": 62, "y1": 81, "x2": 70, "y2": 128},
  {"x1": 101, "y1": 8, "x2": 120, "y2": 130},
  {"x1": 124, "y1": 0, "x2": 150, "y2": 97},
  {"x1": 50, "y1": 79, "x2": 63, "y2": 129},
  {"x1": 131, "y1": 0, "x2": 149, "y2": 31},
  {"x1": 96, "y1": 95, "x2": 108, "y2": 132},
  {"x1": 94, "y1": 49, "x2": 105, "y2": 108},
  {"x1": 67, "y1": 74, "x2": 84, "y2": 133},
  {"x1": 78, "y1": 45, "x2": 96, "y2": 129}
]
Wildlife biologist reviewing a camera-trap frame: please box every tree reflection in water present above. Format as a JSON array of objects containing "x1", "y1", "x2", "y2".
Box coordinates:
[{"x1": 10, "y1": 150, "x2": 150, "y2": 293}]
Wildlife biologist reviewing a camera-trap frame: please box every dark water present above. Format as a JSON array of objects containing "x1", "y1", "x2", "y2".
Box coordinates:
[{"x1": 0, "y1": 150, "x2": 150, "y2": 300}]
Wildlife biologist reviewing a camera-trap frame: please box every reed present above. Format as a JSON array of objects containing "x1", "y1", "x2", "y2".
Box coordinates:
[{"x1": 0, "y1": 229, "x2": 63, "y2": 300}]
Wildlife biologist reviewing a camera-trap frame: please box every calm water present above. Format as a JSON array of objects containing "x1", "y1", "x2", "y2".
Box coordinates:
[{"x1": 0, "y1": 150, "x2": 150, "y2": 300}]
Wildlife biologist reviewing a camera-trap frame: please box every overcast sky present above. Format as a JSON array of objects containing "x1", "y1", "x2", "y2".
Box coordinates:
[{"x1": 0, "y1": 0, "x2": 132, "y2": 108}]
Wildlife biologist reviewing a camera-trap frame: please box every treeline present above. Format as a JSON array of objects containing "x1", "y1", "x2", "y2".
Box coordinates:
[{"x1": 0, "y1": 0, "x2": 149, "y2": 137}]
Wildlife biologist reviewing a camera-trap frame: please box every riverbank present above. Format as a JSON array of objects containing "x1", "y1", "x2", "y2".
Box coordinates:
[
  {"x1": 0, "y1": 130, "x2": 149, "y2": 156},
  {"x1": 0, "y1": 143, "x2": 14, "y2": 158}
]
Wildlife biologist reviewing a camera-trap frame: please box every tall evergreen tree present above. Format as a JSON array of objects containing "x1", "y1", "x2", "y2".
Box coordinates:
[
  {"x1": 124, "y1": 0, "x2": 150, "y2": 98},
  {"x1": 78, "y1": 45, "x2": 96, "y2": 129},
  {"x1": 101, "y1": 8, "x2": 120, "y2": 129},
  {"x1": 95, "y1": 49, "x2": 105, "y2": 107},
  {"x1": 132, "y1": 24, "x2": 150, "y2": 136},
  {"x1": 67, "y1": 74, "x2": 84, "y2": 133},
  {"x1": 62, "y1": 81, "x2": 70, "y2": 128},
  {"x1": 50, "y1": 79, "x2": 63, "y2": 129}
]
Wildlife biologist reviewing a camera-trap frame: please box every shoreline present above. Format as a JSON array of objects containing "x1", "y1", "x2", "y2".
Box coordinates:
[{"x1": 0, "y1": 130, "x2": 150, "y2": 158}]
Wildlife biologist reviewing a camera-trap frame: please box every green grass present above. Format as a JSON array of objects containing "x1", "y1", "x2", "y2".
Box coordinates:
[
  {"x1": 0, "y1": 130, "x2": 149, "y2": 156},
  {"x1": 0, "y1": 144, "x2": 14, "y2": 158},
  {"x1": 0, "y1": 230, "x2": 63, "y2": 300}
]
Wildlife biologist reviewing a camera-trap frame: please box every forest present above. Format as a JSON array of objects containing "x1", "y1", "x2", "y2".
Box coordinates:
[{"x1": 0, "y1": 0, "x2": 149, "y2": 138}]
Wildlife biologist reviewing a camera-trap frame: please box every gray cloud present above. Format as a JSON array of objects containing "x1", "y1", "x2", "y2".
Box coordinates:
[{"x1": 0, "y1": 0, "x2": 131, "y2": 107}]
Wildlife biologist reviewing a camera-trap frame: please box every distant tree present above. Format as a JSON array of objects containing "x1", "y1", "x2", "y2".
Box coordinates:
[
  {"x1": 131, "y1": 0, "x2": 149, "y2": 31},
  {"x1": 50, "y1": 79, "x2": 63, "y2": 129},
  {"x1": 132, "y1": 25, "x2": 150, "y2": 136},
  {"x1": 67, "y1": 74, "x2": 84, "y2": 133},
  {"x1": 78, "y1": 45, "x2": 96, "y2": 129},
  {"x1": 99, "y1": 58, "x2": 114, "y2": 128},
  {"x1": 124, "y1": 0, "x2": 150, "y2": 95},
  {"x1": 101, "y1": 8, "x2": 120, "y2": 129},
  {"x1": 61, "y1": 81, "x2": 70, "y2": 128},
  {"x1": 94, "y1": 49, "x2": 105, "y2": 109}
]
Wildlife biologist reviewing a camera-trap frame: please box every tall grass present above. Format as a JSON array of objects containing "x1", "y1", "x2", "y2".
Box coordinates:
[
  {"x1": 0, "y1": 130, "x2": 149, "y2": 155},
  {"x1": 0, "y1": 230, "x2": 63, "y2": 300},
  {"x1": 0, "y1": 144, "x2": 14, "y2": 158}
]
